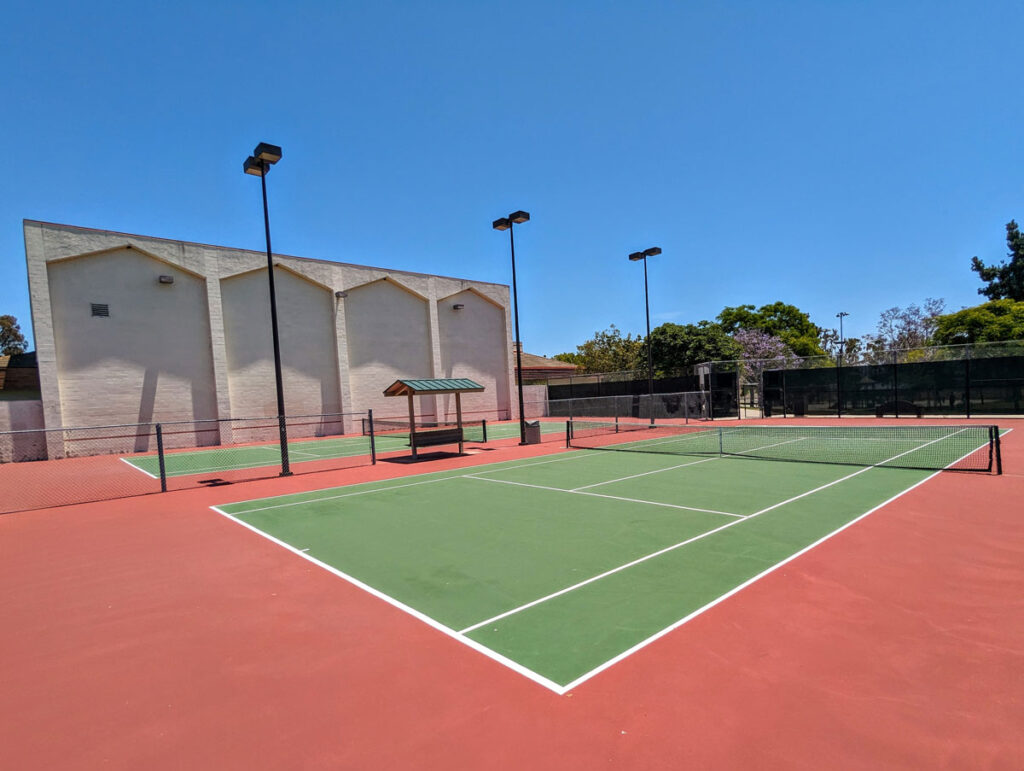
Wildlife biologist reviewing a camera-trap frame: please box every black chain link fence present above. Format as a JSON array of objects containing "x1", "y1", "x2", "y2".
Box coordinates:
[{"x1": 0, "y1": 411, "x2": 382, "y2": 514}]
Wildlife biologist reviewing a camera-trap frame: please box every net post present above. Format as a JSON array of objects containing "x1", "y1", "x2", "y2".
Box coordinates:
[
  {"x1": 718, "y1": 426, "x2": 724, "y2": 456},
  {"x1": 155, "y1": 423, "x2": 167, "y2": 493},
  {"x1": 993, "y1": 426, "x2": 1002, "y2": 475},
  {"x1": 482, "y1": 419, "x2": 487, "y2": 443},
  {"x1": 615, "y1": 414, "x2": 619, "y2": 433},
  {"x1": 367, "y1": 409, "x2": 377, "y2": 465},
  {"x1": 566, "y1": 420, "x2": 571, "y2": 448}
]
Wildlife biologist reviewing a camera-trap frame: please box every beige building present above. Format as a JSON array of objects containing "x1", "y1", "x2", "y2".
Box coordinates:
[{"x1": 23, "y1": 221, "x2": 516, "y2": 448}]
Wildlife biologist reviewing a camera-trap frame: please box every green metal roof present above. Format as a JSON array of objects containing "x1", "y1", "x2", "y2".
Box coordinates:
[{"x1": 383, "y1": 378, "x2": 485, "y2": 396}]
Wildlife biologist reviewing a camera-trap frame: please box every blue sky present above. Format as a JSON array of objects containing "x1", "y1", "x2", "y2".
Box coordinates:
[{"x1": 2, "y1": 1, "x2": 1021, "y2": 356}]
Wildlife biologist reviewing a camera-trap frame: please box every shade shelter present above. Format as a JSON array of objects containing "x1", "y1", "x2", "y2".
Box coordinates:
[{"x1": 383, "y1": 378, "x2": 485, "y2": 459}]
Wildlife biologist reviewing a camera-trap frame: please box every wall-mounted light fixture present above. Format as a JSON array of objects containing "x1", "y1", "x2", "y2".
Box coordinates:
[
  {"x1": 335, "y1": 290, "x2": 348, "y2": 298},
  {"x1": 453, "y1": 303, "x2": 465, "y2": 310},
  {"x1": 158, "y1": 275, "x2": 174, "y2": 284}
]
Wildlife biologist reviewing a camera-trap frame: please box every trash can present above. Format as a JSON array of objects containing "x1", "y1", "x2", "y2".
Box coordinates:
[{"x1": 524, "y1": 420, "x2": 542, "y2": 444}]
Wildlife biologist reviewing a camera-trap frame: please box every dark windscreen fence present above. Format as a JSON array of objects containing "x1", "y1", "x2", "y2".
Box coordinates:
[
  {"x1": 971, "y1": 356, "x2": 1024, "y2": 415},
  {"x1": 840, "y1": 363, "x2": 896, "y2": 416},
  {"x1": 543, "y1": 391, "x2": 711, "y2": 421},
  {"x1": 547, "y1": 373, "x2": 699, "y2": 401},
  {"x1": 567, "y1": 420, "x2": 1001, "y2": 473},
  {"x1": 762, "y1": 353, "x2": 1024, "y2": 418},
  {"x1": 762, "y1": 367, "x2": 836, "y2": 417},
  {"x1": 703, "y1": 367, "x2": 740, "y2": 419}
]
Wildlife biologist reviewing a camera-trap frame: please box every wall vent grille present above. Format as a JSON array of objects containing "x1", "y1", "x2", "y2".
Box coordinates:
[{"x1": 90, "y1": 303, "x2": 110, "y2": 318}]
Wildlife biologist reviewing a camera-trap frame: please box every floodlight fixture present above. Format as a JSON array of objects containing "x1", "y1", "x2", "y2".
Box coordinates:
[
  {"x1": 492, "y1": 217, "x2": 511, "y2": 231},
  {"x1": 253, "y1": 142, "x2": 282, "y2": 164},
  {"x1": 453, "y1": 303, "x2": 465, "y2": 310},
  {"x1": 158, "y1": 275, "x2": 174, "y2": 284},
  {"x1": 509, "y1": 211, "x2": 530, "y2": 224},
  {"x1": 243, "y1": 156, "x2": 263, "y2": 175}
]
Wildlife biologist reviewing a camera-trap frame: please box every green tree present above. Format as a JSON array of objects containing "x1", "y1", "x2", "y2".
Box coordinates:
[
  {"x1": 0, "y1": 315, "x2": 28, "y2": 356},
  {"x1": 553, "y1": 325, "x2": 644, "y2": 373},
  {"x1": 716, "y1": 302, "x2": 824, "y2": 356},
  {"x1": 551, "y1": 351, "x2": 583, "y2": 366},
  {"x1": 932, "y1": 299, "x2": 1024, "y2": 344},
  {"x1": 649, "y1": 321, "x2": 741, "y2": 372},
  {"x1": 971, "y1": 220, "x2": 1024, "y2": 301}
]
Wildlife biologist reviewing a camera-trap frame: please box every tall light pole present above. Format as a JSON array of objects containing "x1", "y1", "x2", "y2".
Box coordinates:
[
  {"x1": 244, "y1": 142, "x2": 291, "y2": 476},
  {"x1": 492, "y1": 210, "x2": 530, "y2": 444},
  {"x1": 835, "y1": 311, "x2": 849, "y2": 420},
  {"x1": 629, "y1": 247, "x2": 662, "y2": 424},
  {"x1": 836, "y1": 311, "x2": 849, "y2": 364}
]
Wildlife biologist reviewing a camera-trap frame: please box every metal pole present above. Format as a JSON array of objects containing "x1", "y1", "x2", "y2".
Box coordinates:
[
  {"x1": 892, "y1": 350, "x2": 900, "y2": 418},
  {"x1": 836, "y1": 312, "x2": 847, "y2": 419},
  {"x1": 367, "y1": 409, "x2": 376, "y2": 465},
  {"x1": 155, "y1": 423, "x2": 167, "y2": 493},
  {"x1": 965, "y1": 351, "x2": 971, "y2": 419},
  {"x1": 643, "y1": 256, "x2": 654, "y2": 424},
  {"x1": 260, "y1": 161, "x2": 291, "y2": 476},
  {"x1": 836, "y1": 358, "x2": 842, "y2": 418},
  {"x1": 509, "y1": 223, "x2": 527, "y2": 445}
]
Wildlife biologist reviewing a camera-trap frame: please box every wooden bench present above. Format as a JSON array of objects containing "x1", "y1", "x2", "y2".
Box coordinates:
[{"x1": 410, "y1": 426, "x2": 463, "y2": 457}]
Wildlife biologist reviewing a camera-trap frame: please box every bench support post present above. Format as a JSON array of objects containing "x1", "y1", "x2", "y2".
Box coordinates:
[
  {"x1": 407, "y1": 393, "x2": 417, "y2": 460},
  {"x1": 455, "y1": 392, "x2": 464, "y2": 454}
]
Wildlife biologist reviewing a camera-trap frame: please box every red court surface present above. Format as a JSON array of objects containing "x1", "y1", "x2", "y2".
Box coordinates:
[{"x1": 1, "y1": 418, "x2": 1022, "y2": 769}]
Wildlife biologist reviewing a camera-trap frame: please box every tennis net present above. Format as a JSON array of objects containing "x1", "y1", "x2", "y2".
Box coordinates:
[
  {"x1": 567, "y1": 420, "x2": 1001, "y2": 473},
  {"x1": 361, "y1": 417, "x2": 487, "y2": 443}
]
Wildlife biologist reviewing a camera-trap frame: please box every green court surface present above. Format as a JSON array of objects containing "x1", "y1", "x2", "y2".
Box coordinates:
[
  {"x1": 213, "y1": 427, "x2": 992, "y2": 692},
  {"x1": 121, "y1": 420, "x2": 565, "y2": 478}
]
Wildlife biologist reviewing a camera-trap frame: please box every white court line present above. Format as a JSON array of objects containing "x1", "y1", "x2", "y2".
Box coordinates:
[
  {"x1": 119, "y1": 456, "x2": 158, "y2": 479},
  {"x1": 570, "y1": 457, "x2": 718, "y2": 490},
  {"x1": 162, "y1": 457, "x2": 284, "y2": 477},
  {"x1": 463, "y1": 475, "x2": 743, "y2": 518},
  {"x1": 284, "y1": 449, "x2": 323, "y2": 459},
  {"x1": 218, "y1": 449, "x2": 603, "y2": 512},
  {"x1": 457, "y1": 429, "x2": 970, "y2": 639},
  {"x1": 732, "y1": 436, "x2": 808, "y2": 454},
  {"x1": 209, "y1": 505, "x2": 565, "y2": 694}
]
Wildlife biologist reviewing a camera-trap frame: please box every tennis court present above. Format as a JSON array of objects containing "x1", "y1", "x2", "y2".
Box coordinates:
[
  {"x1": 213, "y1": 422, "x2": 1002, "y2": 692},
  {"x1": 120, "y1": 418, "x2": 566, "y2": 479}
]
